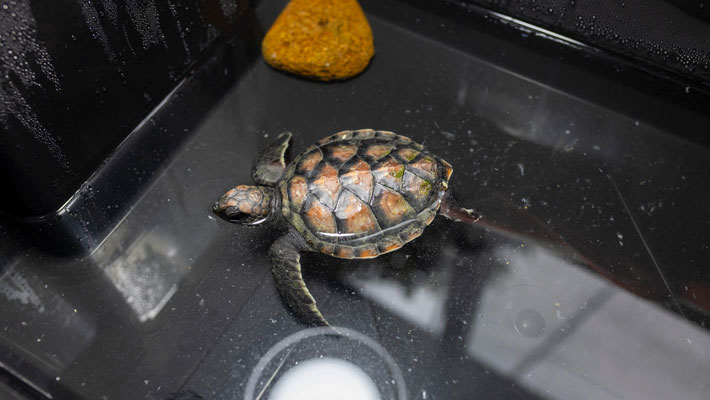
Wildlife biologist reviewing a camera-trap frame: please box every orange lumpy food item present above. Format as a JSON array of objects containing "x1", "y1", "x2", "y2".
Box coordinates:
[{"x1": 261, "y1": 0, "x2": 375, "y2": 81}]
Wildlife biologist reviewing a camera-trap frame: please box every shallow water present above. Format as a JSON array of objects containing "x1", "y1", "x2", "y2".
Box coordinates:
[{"x1": 1, "y1": 1, "x2": 709, "y2": 399}]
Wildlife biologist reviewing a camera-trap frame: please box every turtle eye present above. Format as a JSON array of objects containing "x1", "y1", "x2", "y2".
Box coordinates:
[
  {"x1": 215, "y1": 206, "x2": 250, "y2": 224},
  {"x1": 225, "y1": 208, "x2": 249, "y2": 223},
  {"x1": 228, "y1": 214, "x2": 248, "y2": 222}
]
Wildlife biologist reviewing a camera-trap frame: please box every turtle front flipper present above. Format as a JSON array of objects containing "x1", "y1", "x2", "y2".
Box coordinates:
[
  {"x1": 269, "y1": 232, "x2": 330, "y2": 326},
  {"x1": 252, "y1": 131, "x2": 292, "y2": 186}
]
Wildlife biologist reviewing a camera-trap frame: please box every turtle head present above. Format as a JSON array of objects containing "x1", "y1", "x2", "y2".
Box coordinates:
[{"x1": 213, "y1": 185, "x2": 274, "y2": 226}]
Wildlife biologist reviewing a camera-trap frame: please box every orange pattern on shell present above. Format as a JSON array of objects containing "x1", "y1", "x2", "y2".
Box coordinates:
[
  {"x1": 396, "y1": 147, "x2": 420, "y2": 162},
  {"x1": 288, "y1": 176, "x2": 308, "y2": 211},
  {"x1": 357, "y1": 248, "x2": 378, "y2": 258},
  {"x1": 372, "y1": 158, "x2": 405, "y2": 190},
  {"x1": 309, "y1": 163, "x2": 341, "y2": 209},
  {"x1": 335, "y1": 191, "x2": 379, "y2": 235},
  {"x1": 376, "y1": 186, "x2": 415, "y2": 226},
  {"x1": 402, "y1": 170, "x2": 431, "y2": 201},
  {"x1": 340, "y1": 159, "x2": 373, "y2": 203},
  {"x1": 336, "y1": 246, "x2": 354, "y2": 258},
  {"x1": 384, "y1": 242, "x2": 402, "y2": 252},
  {"x1": 303, "y1": 198, "x2": 337, "y2": 233},
  {"x1": 328, "y1": 143, "x2": 358, "y2": 163},
  {"x1": 401, "y1": 227, "x2": 423, "y2": 243},
  {"x1": 409, "y1": 155, "x2": 438, "y2": 181},
  {"x1": 377, "y1": 236, "x2": 404, "y2": 253},
  {"x1": 297, "y1": 150, "x2": 323, "y2": 174},
  {"x1": 363, "y1": 144, "x2": 393, "y2": 160}
]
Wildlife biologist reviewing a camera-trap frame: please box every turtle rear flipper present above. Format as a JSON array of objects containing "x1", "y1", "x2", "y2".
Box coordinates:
[
  {"x1": 439, "y1": 190, "x2": 482, "y2": 224},
  {"x1": 269, "y1": 232, "x2": 330, "y2": 326},
  {"x1": 252, "y1": 131, "x2": 292, "y2": 186}
]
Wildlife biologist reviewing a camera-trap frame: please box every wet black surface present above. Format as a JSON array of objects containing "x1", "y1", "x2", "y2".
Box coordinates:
[
  {"x1": 0, "y1": 0, "x2": 249, "y2": 218},
  {"x1": 2, "y1": 0, "x2": 710, "y2": 399},
  {"x1": 457, "y1": 0, "x2": 710, "y2": 88}
]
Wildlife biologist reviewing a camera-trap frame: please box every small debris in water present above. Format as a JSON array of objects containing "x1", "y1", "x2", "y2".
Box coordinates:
[{"x1": 440, "y1": 131, "x2": 456, "y2": 140}]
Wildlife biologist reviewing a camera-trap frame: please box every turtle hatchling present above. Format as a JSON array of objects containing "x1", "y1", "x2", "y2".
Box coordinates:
[{"x1": 214, "y1": 129, "x2": 481, "y2": 326}]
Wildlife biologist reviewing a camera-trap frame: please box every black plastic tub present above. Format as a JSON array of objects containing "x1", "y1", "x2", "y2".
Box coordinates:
[{"x1": 1, "y1": 1, "x2": 709, "y2": 399}]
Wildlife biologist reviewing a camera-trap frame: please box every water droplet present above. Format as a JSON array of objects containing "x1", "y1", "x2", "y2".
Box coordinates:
[{"x1": 514, "y1": 308, "x2": 546, "y2": 338}]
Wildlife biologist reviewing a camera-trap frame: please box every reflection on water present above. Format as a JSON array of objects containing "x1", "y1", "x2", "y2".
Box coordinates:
[
  {"x1": 0, "y1": 260, "x2": 96, "y2": 396},
  {"x1": 0, "y1": 264, "x2": 45, "y2": 313},
  {"x1": 95, "y1": 230, "x2": 185, "y2": 322},
  {"x1": 467, "y1": 245, "x2": 608, "y2": 374},
  {"x1": 479, "y1": 245, "x2": 710, "y2": 400},
  {"x1": 346, "y1": 236, "x2": 710, "y2": 400},
  {"x1": 347, "y1": 269, "x2": 447, "y2": 335}
]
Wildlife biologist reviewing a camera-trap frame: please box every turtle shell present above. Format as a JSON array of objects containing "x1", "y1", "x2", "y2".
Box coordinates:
[{"x1": 278, "y1": 129, "x2": 453, "y2": 259}]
